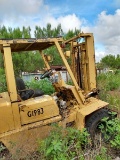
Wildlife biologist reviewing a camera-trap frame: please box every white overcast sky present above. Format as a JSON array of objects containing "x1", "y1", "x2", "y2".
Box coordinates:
[{"x1": 0, "y1": 0, "x2": 120, "y2": 62}]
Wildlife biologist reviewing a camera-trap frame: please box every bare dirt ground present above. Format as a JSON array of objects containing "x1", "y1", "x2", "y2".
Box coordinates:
[{"x1": 109, "y1": 90, "x2": 120, "y2": 97}]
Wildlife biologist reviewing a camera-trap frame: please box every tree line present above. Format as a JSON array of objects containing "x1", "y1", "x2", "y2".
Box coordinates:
[
  {"x1": 97, "y1": 54, "x2": 120, "y2": 70},
  {"x1": 0, "y1": 24, "x2": 80, "y2": 76},
  {"x1": 0, "y1": 24, "x2": 120, "y2": 76}
]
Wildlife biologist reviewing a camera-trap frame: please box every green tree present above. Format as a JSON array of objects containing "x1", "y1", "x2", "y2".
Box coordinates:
[
  {"x1": 34, "y1": 26, "x2": 44, "y2": 38},
  {"x1": 100, "y1": 54, "x2": 116, "y2": 68},
  {"x1": 96, "y1": 62, "x2": 104, "y2": 70},
  {"x1": 0, "y1": 25, "x2": 9, "y2": 38},
  {"x1": 0, "y1": 24, "x2": 81, "y2": 75},
  {"x1": 34, "y1": 23, "x2": 63, "y2": 38},
  {"x1": 64, "y1": 28, "x2": 80, "y2": 40},
  {"x1": 101, "y1": 54, "x2": 120, "y2": 69},
  {"x1": 22, "y1": 26, "x2": 31, "y2": 38}
]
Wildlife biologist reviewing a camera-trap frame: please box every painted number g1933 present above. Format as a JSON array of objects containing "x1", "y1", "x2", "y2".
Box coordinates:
[{"x1": 27, "y1": 108, "x2": 44, "y2": 117}]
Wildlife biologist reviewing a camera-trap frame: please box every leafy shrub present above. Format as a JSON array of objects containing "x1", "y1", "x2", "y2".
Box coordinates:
[
  {"x1": 38, "y1": 125, "x2": 90, "y2": 160},
  {"x1": 37, "y1": 125, "x2": 114, "y2": 160},
  {"x1": 100, "y1": 117, "x2": 120, "y2": 149},
  {"x1": 26, "y1": 79, "x2": 55, "y2": 95}
]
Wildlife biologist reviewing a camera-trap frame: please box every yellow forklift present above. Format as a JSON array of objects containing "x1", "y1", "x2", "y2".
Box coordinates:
[{"x1": 0, "y1": 33, "x2": 110, "y2": 155}]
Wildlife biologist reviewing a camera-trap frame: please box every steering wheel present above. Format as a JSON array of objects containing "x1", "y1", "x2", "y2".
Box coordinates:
[{"x1": 40, "y1": 69, "x2": 53, "y2": 79}]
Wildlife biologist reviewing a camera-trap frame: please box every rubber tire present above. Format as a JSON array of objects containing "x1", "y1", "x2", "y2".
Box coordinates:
[{"x1": 85, "y1": 108, "x2": 109, "y2": 138}]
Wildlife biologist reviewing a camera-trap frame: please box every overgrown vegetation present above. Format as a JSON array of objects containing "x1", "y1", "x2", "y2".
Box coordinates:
[
  {"x1": 0, "y1": 24, "x2": 120, "y2": 159},
  {"x1": 0, "y1": 69, "x2": 120, "y2": 159},
  {"x1": 97, "y1": 71, "x2": 120, "y2": 91},
  {"x1": 100, "y1": 117, "x2": 120, "y2": 149},
  {"x1": 36, "y1": 118, "x2": 120, "y2": 160},
  {"x1": 38, "y1": 125, "x2": 89, "y2": 160},
  {"x1": 97, "y1": 72, "x2": 120, "y2": 111}
]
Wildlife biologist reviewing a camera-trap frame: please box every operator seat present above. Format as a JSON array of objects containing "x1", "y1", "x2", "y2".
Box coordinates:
[{"x1": 16, "y1": 77, "x2": 44, "y2": 100}]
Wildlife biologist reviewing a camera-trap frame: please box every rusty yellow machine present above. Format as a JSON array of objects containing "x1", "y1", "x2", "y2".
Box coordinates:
[{"x1": 0, "y1": 33, "x2": 110, "y2": 154}]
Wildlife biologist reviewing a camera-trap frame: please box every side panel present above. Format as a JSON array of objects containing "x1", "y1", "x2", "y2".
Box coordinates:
[
  {"x1": 0, "y1": 92, "x2": 14, "y2": 134},
  {"x1": 19, "y1": 95, "x2": 60, "y2": 125}
]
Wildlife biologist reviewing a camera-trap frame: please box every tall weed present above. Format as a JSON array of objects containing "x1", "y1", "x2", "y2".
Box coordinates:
[
  {"x1": 97, "y1": 72, "x2": 120, "y2": 111},
  {"x1": 97, "y1": 72, "x2": 120, "y2": 91}
]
